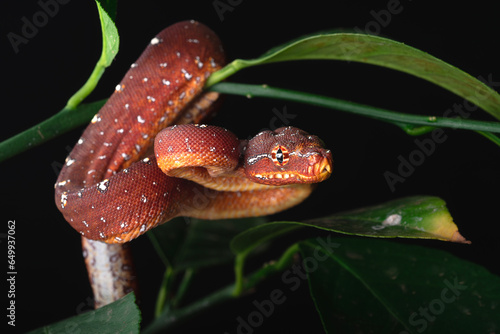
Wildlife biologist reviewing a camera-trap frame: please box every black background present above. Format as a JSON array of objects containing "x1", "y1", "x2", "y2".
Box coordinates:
[{"x1": 2, "y1": 0, "x2": 499, "y2": 333}]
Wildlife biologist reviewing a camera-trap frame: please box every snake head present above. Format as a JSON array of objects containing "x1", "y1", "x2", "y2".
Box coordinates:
[{"x1": 244, "y1": 126, "x2": 333, "y2": 185}]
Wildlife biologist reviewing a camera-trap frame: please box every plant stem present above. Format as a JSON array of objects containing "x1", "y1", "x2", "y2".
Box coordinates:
[
  {"x1": 3, "y1": 82, "x2": 499, "y2": 164},
  {"x1": 209, "y1": 82, "x2": 500, "y2": 134},
  {"x1": 394, "y1": 123, "x2": 436, "y2": 136},
  {"x1": 0, "y1": 100, "x2": 105, "y2": 163},
  {"x1": 144, "y1": 243, "x2": 300, "y2": 334},
  {"x1": 144, "y1": 283, "x2": 235, "y2": 334},
  {"x1": 233, "y1": 252, "x2": 248, "y2": 297},
  {"x1": 154, "y1": 266, "x2": 174, "y2": 318},
  {"x1": 172, "y1": 269, "x2": 195, "y2": 308},
  {"x1": 65, "y1": 61, "x2": 107, "y2": 110}
]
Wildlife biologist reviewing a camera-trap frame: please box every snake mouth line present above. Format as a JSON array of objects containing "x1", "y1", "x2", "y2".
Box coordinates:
[{"x1": 251, "y1": 156, "x2": 333, "y2": 184}]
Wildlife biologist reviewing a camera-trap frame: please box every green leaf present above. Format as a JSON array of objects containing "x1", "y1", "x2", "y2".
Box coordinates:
[
  {"x1": 95, "y1": 0, "x2": 119, "y2": 67},
  {"x1": 299, "y1": 237, "x2": 500, "y2": 334},
  {"x1": 207, "y1": 33, "x2": 500, "y2": 121},
  {"x1": 5, "y1": 28, "x2": 500, "y2": 162},
  {"x1": 230, "y1": 196, "x2": 468, "y2": 259},
  {"x1": 308, "y1": 196, "x2": 469, "y2": 243},
  {"x1": 27, "y1": 293, "x2": 140, "y2": 334}
]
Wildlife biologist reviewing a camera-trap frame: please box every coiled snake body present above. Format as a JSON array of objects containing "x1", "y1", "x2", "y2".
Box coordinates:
[{"x1": 54, "y1": 21, "x2": 332, "y2": 306}]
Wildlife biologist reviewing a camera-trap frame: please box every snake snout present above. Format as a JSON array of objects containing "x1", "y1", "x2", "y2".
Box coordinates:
[{"x1": 305, "y1": 148, "x2": 333, "y2": 182}]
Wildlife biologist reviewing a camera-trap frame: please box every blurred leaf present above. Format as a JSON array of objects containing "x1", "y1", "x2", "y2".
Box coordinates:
[
  {"x1": 231, "y1": 222, "x2": 301, "y2": 256},
  {"x1": 148, "y1": 217, "x2": 189, "y2": 267},
  {"x1": 174, "y1": 217, "x2": 266, "y2": 271},
  {"x1": 150, "y1": 217, "x2": 266, "y2": 271},
  {"x1": 300, "y1": 237, "x2": 500, "y2": 334},
  {"x1": 208, "y1": 33, "x2": 500, "y2": 121},
  {"x1": 27, "y1": 293, "x2": 140, "y2": 334}
]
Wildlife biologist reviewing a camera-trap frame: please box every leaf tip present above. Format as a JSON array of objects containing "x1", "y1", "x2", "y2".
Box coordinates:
[{"x1": 450, "y1": 230, "x2": 471, "y2": 244}]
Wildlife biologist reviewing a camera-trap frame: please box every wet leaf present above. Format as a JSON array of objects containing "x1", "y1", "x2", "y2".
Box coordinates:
[{"x1": 300, "y1": 237, "x2": 500, "y2": 334}]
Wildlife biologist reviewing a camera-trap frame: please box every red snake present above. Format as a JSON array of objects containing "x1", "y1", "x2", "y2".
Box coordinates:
[{"x1": 54, "y1": 21, "x2": 332, "y2": 306}]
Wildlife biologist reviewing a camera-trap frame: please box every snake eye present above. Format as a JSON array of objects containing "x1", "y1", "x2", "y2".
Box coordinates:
[{"x1": 271, "y1": 146, "x2": 289, "y2": 166}]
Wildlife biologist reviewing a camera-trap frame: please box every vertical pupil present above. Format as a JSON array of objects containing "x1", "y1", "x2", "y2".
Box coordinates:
[{"x1": 276, "y1": 148, "x2": 284, "y2": 164}]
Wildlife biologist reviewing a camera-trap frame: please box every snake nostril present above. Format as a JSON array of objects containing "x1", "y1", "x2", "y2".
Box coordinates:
[{"x1": 308, "y1": 153, "x2": 322, "y2": 166}]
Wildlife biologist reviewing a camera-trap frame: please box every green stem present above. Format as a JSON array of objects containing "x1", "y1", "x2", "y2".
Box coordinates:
[
  {"x1": 172, "y1": 269, "x2": 195, "y2": 308},
  {"x1": 64, "y1": 0, "x2": 118, "y2": 109},
  {"x1": 209, "y1": 82, "x2": 500, "y2": 134},
  {"x1": 0, "y1": 100, "x2": 105, "y2": 163},
  {"x1": 0, "y1": 1, "x2": 117, "y2": 164},
  {"x1": 274, "y1": 243, "x2": 300, "y2": 270},
  {"x1": 3, "y1": 81, "x2": 499, "y2": 164},
  {"x1": 155, "y1": 266, "x2": 174, "y2": 318},
  {"x1": 204, "y1": 59, "x2": 250, "y2": 88},
  {"x1": 144, "y1": 243, "x2": 300, "y2": 334},
  {"x1": 395, "y1": 123, "x2": 436, "y2": 136},
  {"x1": 146, "y1": 231, "x2": 172, "y2": 268},
  {"x1": 233, "y1": 252, "x2": 248, "y2": 297},
  {"x1": 65, "y1": 61, "x2": 107, "y2": 110},
  {"x1": 144, "y1": 283, "x2": 235, "y2": 334}
]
